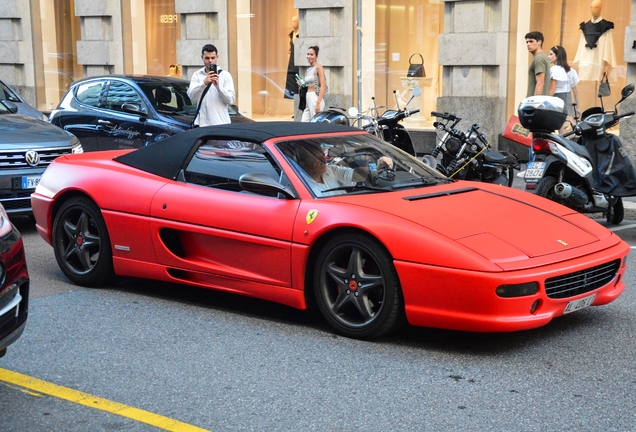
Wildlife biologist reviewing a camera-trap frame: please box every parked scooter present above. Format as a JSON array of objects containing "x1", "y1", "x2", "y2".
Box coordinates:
[
  {"x1": 429, "y1": 111, "x2": 520, "y2": 186},
  {"x1": 521, "y1": 84, "x2": 636, "y2": 224},
  {"x1": 312, "y1": 87, "x2": 422, "y2": 156}
]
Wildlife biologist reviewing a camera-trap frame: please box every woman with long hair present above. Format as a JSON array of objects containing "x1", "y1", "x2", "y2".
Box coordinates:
[
  {"x1": 299, "y1": 46, "x2": 327, "y2": 122},
  {"x1": 548, "y1": 45, "x2": 580, "y2": 119}
]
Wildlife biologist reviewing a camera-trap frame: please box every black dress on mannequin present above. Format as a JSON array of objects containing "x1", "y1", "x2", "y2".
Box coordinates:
[{"x1": 284, "y1": 30, "x2": 299, "y2": 99}]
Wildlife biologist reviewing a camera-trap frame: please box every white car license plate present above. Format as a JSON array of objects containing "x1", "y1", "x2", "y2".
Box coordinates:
[
  {"x1": 563, "y1": 293, "x2": 596, "y2": 314},
  {"x1": 524, "y1": 162, "x2": 545, "y2": 181},
  {"x1": 21, "y1": 175, "x2": 41, "y2": 189}
]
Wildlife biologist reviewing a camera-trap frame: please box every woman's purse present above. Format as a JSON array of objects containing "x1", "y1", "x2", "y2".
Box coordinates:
[
  {"x1": 407, "y1": 53, "x2": 425, "y2": 78},
  {"x1": 598, "y1": 72, "x2": 611, "y2": 97}
]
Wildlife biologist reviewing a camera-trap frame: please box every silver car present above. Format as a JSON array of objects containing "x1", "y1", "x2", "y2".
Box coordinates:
[
  {"x1": 0, "y1": 80, "x2": 47, "y2": 121},
  {"x1": 0, "y1": 100, "x2": 83, "y2": 216}
]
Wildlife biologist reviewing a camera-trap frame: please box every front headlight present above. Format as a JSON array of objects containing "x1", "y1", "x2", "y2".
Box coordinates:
[
  {"x1": 0, "y1": 204, "x2": 13, "y2": 237},
  {"x1": 66, "y1": 132, "x2": 84, "y2": 154}
]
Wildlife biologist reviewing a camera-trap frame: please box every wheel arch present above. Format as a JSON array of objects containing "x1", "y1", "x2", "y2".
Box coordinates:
[
  {"x1": 50, "y1": 189, "x2": 102, "y2": 226},
  {"x1": 302, "y1": 226, "x2": 391, "y2": 310}
]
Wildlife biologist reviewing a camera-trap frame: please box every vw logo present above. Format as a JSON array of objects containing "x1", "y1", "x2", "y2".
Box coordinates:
[{"x1": 25, "y1": 150, "x2": 40, "y2": 167}]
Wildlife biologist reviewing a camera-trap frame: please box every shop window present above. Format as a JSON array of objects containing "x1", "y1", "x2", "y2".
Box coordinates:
[{"x1": 521, "y1": 0, "x2": 630, "y2": 114}]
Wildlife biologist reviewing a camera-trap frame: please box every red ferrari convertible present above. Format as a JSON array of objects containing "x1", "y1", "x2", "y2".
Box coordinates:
[{"x1": 32, "y1": 122, "x2": 628, "y2": 339}]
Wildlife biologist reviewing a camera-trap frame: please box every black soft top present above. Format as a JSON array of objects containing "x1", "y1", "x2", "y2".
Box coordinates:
[{"x1": 114, "y1": 121, "x2": 360, "y2": 180}]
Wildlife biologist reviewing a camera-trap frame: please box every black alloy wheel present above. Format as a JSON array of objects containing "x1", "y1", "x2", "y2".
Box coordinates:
[
  {"x1": 314, "y1": 233, "x2": 404, "y2": 339},
  {"x1": 52, "y1": 197, "x2": 114, "y2": 287}
]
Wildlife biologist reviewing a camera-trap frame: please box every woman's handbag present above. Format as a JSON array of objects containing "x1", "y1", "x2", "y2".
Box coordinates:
[
  {"x1": 407, "y1": 53, "x2": 425, "y2": 78},
  {"x1": 598, "y1": 72, "x2": 611, "y2": 97}
]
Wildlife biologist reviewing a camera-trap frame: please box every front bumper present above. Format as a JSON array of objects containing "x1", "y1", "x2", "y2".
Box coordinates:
[{"x1": 396, "y1": 240, "x2": 629, "y2": 332}]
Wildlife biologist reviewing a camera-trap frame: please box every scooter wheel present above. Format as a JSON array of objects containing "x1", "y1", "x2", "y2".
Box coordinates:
[
  {"x1": 535, "y1": 176, "x2": 558, "y2": 199},
  {"x1": 606, "y1": 197, "x2": 624, "y2": 225}
]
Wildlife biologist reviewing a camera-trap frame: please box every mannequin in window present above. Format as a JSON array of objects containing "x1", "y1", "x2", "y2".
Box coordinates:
[
  {"x1": 284, "y1": 15, "x2": 300, "y2": 100},
  {"x1": 573, "y1": 0, "x2": 616, "y2": 81}
]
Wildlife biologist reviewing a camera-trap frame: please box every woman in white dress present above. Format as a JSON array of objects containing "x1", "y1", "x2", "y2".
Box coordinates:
[{"x1": 299, "y1": 46, "x2": 327, "y2": 122}]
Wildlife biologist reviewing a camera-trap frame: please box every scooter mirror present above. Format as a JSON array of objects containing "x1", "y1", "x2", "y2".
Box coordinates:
[
  {"x1": 412, "y1": 87, "x2": 423, "y2": 97},
  {"x1": 348, "y1": 107, "x2": 359, "y2": 117},
  {"x1": 621, "y1": 83, "x2": 634, "y2": 100}
]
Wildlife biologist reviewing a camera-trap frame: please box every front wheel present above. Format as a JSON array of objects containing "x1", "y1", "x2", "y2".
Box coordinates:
[
  {"x1": 313, "y1": 233, "x2": 405, "y2": 339},
  {"x1": 52, "y1": 196, "x2": 115, "y2": 287},
  {"x1": 606, "y1": 197, "x2": 624, "y2": 224}
]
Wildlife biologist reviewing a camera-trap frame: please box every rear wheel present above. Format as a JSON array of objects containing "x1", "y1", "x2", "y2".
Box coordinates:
[
  {"x1": 535, "y1": 175, "x2": 559, "y2": 200},
  {"x1": 52, "y1": 197, "x2": 114, "y2": 287},
  {"x1": 606, "y1": 197, "x2": 624, "y2": 224},
  {"x1": 507, "y1": 166, "x2": 515, "y2": 187},
  {"x1": 314, "y1": 233, "x2": 405, "y2": 339}
]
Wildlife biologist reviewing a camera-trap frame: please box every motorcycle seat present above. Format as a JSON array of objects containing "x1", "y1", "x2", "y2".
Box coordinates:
[
  {"x1": 547, "y1": 134, "x2": 592, "y2": 161},
  {"x1": 483, "y1": 149, "x2": 517, "y2": 165}
]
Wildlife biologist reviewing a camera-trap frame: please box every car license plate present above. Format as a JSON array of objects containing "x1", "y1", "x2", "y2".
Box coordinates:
[
  {"x1": 563, "y1": 293, "x2": 596, "y2": 314},
  {"x1": 524, "y1": 161, "x2": 545, "y2": 181},
  {"x1": 21, "y1": 175, "x2": 41, "y2": 189}
]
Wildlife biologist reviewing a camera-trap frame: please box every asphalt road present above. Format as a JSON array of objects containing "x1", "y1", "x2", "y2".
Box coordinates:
[{"x1": 1, "y1": 206, "x2": 636, "y2": 431}]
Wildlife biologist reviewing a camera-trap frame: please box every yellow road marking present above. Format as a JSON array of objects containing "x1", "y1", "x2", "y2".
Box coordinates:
[{"x1": 0, "y1": 368, "x2": 210, "y2": 432}]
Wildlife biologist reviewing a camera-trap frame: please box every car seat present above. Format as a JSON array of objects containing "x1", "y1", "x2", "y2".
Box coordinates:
[{"x1": 155, "y1": 86, "x2": 174, "y2": 111}]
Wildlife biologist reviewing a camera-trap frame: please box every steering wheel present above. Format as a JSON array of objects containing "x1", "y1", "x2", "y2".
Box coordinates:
[{"x1": 377, "y1": 166, "x2": 396, "y2": 181}]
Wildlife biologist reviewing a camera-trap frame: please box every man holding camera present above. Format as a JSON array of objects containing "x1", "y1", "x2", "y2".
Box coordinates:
[{"x1": 187, "y1": 44, "x2": 236, "y2": 126}]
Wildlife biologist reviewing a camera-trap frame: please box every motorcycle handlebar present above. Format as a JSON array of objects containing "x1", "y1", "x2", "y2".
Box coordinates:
[{"x1": 431, "y1": 111, "x2": 460, "y2": 121}]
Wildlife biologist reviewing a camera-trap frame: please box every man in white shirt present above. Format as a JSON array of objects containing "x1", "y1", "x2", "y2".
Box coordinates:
[{"x1": 187, "y1": 44, "x2": 236, "y2": 126}]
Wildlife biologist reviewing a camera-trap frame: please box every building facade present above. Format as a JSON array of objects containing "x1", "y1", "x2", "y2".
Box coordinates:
[{"x1": 2, "y1": 0, "x2": 634, "y2": 155}]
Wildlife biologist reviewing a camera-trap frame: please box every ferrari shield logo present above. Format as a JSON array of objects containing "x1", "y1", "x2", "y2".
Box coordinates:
[
  {"x1": 306, "y1": 209, "x2": 319, "y2": 224},
  {"x1": 557, "y1": 239, "x2": 568, "y2": 246}
]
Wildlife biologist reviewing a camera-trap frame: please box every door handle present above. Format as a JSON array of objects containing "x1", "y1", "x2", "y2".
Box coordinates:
[{"x1": 98, "y1": 119, "x2": 112, "y2": 125}]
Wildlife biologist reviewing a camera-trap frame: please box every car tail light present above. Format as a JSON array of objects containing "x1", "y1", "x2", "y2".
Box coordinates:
[
  {"x1": 532, "y1": 138, "x2": 557, "y2": 154},
  {"x1": 496, "y1": 282, "x2": 538, "y2": 298}
]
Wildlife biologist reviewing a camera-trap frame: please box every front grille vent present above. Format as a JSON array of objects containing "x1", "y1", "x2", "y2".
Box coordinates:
[
  {"x1": 545, "y1": 260, "x2": 620, "y2": 299},
  {"x1": 0, "y1": 147, "x2": 72, "y2": 169}
]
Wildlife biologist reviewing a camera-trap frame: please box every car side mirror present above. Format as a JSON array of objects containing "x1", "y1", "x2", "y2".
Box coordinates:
[
  {"x1": 1, "y1": 100, "x2": 18, "y2": 114},
  {"x1": 239, "y1": 172, "x2": 295, "y2": 199},
  {"x1": 121, "y1": 103, "x2": 147, "y2": 116}
]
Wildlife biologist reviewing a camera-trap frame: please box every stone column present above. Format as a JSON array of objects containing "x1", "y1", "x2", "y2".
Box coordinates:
[
  {"x1": 0, "y1": 1, "x2": 39, "y2": 106},
  {"x1": 294, "y1": 0, "x2": 354, "y2": 119},
  {"x1": 175, "y1": 1, "x2": 230, "y2": 79},
  {"x1": 74, "y1": 0, "x2": 125, "y2": 76},
  {"x1": 437, "y1": 0, "x2": 511, "y2": 149}
]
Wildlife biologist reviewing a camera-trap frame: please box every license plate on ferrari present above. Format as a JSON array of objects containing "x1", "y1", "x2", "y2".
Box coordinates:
[
  {"x1": 21, "y1": 175, "x2": 41, "y2": 189},
  {"x1": 563, "y1": 294, "x2": 596, "y2": 314},
  {"x1": 524, "y1": 161, "x2": 545, "y2": 181}
]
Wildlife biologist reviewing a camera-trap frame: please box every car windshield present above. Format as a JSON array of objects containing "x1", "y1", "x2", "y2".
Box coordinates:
[
  {"x1": 0, "y1": 82, "x2": 20, "y2": 103},
  {"x1": 276, "y1": 134, "x2": 451, "y2": 197},
  {"x1": 138, "y1": 81, "x2": 197, "y2": 115}
]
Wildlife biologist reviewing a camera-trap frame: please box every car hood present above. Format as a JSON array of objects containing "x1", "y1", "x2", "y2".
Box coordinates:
[
  {"x1": 331, "y1": 185, "x2": 608, "y2": 266},
  {"x1": 0, "y1": 114, "x2": 72, "y2": 146},
  {"x1": 14, "y1": 102, "x2": 45, "y2": 120}
]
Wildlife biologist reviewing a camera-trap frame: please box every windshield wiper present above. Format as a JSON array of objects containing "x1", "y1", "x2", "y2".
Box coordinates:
[
  {"x1": 391, "y1": 177, "x2": 455, "y2": 189},
  {"x1": 321, "y1": 182, "x2": 392, "y2": 194}
]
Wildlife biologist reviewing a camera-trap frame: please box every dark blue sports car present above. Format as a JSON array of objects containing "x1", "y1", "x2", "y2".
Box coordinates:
[{"x1": 49, "y1": 75, "x2": 252, "y2": 152}]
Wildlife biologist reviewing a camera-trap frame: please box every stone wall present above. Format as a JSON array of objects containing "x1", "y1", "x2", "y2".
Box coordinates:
[
  {"x1": 74, "y1": 0, "x2": 124, "y2": 76},
  {"x1": 175, "y1": 0, "x2": 230, "y2": 79},
  {"x1": 0, "y1": 0, "x2": 37, "y2": 105},
  {"x1": 294, "y1": 0, "x2": 354, "y2": 119},
  {"x1": 437, "y1": 0, "x2": 511, "y2": 149}
]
